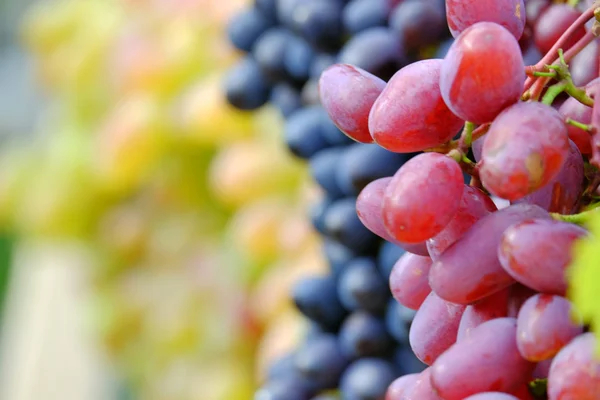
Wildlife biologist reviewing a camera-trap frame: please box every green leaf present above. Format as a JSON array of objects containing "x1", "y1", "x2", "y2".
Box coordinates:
[{"x1": 568, "y1": 211, "x2": 600, "y2": 354}]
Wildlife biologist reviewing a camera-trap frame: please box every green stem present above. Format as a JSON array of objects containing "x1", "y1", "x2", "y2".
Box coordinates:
[
  {"x1": 568, "y1": 0, "x2": 580, "y2": 7},
  {"x1": 542, "y1": 82, "x2": 567, "y2": 106},
  {"x1": 552, "y1": 207, "x2": 600, "y2": 225},
  {"x1": 566, "y1": 118, "x2": 593, "y2": 132},
  {"x1": 459, "y1": 121, "x2": 476, "y2": 149},
  {"x1": 565, "y1": 83, "x2": 595, "y2": 107},
  {"x1": 533, "y1": 71, "x2": 557, "y2": 78}
]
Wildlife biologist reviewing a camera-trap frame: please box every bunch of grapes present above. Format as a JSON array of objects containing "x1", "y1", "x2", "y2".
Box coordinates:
[{"x1": 317, "y1": 0, "x2": 600, "y2": 399}]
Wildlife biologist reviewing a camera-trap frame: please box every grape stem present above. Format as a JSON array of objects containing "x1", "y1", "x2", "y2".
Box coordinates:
[
  {"x1": 552, "y1": 207, "x2": 600, "y2": 225},
  {"x1": 566, "y1": 117, "x2": 593, "y2": 131},
  {"x1": 458, "y1": 121, "x2": 476, "y2": 151},
  {"x1": 447, "y1": 149, "x2": 479, "y2": 179}
]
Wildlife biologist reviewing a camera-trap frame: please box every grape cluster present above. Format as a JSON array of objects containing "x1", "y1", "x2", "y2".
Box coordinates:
[
  {"x1": 223, "y1": 0, "x2": 458, "y2": 399},
  {"x1": 319, "y1": 0, "x2": 600, "y2": 399}
]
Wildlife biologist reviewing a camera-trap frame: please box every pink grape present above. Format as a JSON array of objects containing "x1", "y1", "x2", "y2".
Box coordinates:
[
  {"x1": 429, "y1": 204, "x2": 550, "y2": 304},
  {"x1": 463, "y1": 394, "x2": 520, "y2": 400},
  {"x1": 472, "y1": 135, "x2": 484, "y2": 162},
  {"x1": 510, "y1": 384, "x2": 535, "y2": 400},
  {"x1": 389, "y1": 253, "x2": 432, "y2": 310},
  {"x1": 558, "y1": 97, "x2": 593, "y2": 155},
  {"x1": 516, "y1": 294, "x2": 584, "y2": 362},
  {"x1": 457, "y1": 288, "x2": 510, "y2": 341},
  {"x1": 357, "y1": 177, "x2": 429, "y2": 256},
  {"x1": 386, "y1": 373, "x2": 420, "y2": 400},
  {"x1": 513, "y1": 139, "x2": 584, "y2": 214},
  {"x1": 507, "y1": 284, "x2": 537, "y2": 318},
  {"x1": 409, "y1": 292, "x2": 465, "y2": 365},
  {"x1": 498, "y1": 218, "x2": 588, "y2": 295},
  {"x1": 548, "y1": 333, "x2": 600, "y2": 399},
  {"x1": 480, "y1": 102, "x2": 570, "y2": 201},
  {"x1": 426, "y1": 185, "x2": 497, "y2": 260},
  {"x1": 319, "y1": 64, "x2": 385, "y2": 143},
  {"x1": 534, "y1": 4, "x2": 586, "y2": 54},
  {"x1": 404, "y1": 368, "x2": 442, "y2": 400},
  {"x1": 368, "y1": 59, "x2": 464, "y2": 152},
  {"x1": 533, "y1": 357, "x2": 553, "y2": 379},
  {"x1": 440, "y1": 22, "x2": 525, "y2": 124},
  {"x1": 431, "y1": 318, "x2": 535, "y2": 400},
  {"x1": 445, "y1": 0, "x2": 526, "y2": 40},
  {"x1": 382, "y1": 153, "x2": 464, "y2": 244},
  {"x1": 570, "y1": 39, "x2": 600, "y2": 87}
]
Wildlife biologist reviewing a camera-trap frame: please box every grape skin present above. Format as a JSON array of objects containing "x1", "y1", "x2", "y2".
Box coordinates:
[
  {"x1": 409, "y1": 292, "x2": 465, "y2": 365},
  {"x1": 480, "y1": 102, "x2": 570, "y2": 201},
  {"x1": 548, "y1": 333, "x2": 600, "y2": 400},
  {"x1": 382, "y1": 153, "x2": 464, "y2": 244},
  {"x1": 431, "y1": 318, "x2": 535, "y2": 400},
  {"x1": 386, "y1": 373, "x2": 420, "y2": 400},
  {"x1": 498, "y1": 218, "x2": 588, "y2": 295},
  {"x1": 403, "y1": 368, "x2": 442, "y2": 400},
  {"x1": 463, "y1": 394, "x2": 520, "y2": 400},
  {"x1": 558, "y1": 98, "x2": 593, "y2": 155},
  {"x1": 389, "y1": 253, "x2": 433, "y2": 310},
  {"x1": 534, "y1": 4, "x2": 586, "y2": 54},
  {"x1": 445, "y1": 0, "x2": 526, "y2": 40},
  {"x1": 369, "y1": 59, "x2": 464, "y2": 153},
  {"x1": 513, "y1": 139, "x2": 584, "y2": 214},
  {"x1": 427, "y1": 185, "x2": 497, "y2": 261},
  {"x1": 440, "y1": 22, "x2": 525, "y2": 124},
  {"x1": 516, "y1": 294, "x2": 583, "y2": 362},
  {"x1": 457, "y1": 288, "x2": 510, "y2": 341},
  {"x1": 319, "y1": 64, "x2": 385, "y2": 143},
  {"x1": 429, "y1": 204, "x2": 550, "y2": 305}
]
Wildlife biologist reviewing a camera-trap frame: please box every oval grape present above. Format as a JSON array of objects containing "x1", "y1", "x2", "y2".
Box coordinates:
[
  {"x1": 389, "y1": 253, "x2": 432, "y2": 310},
  {"x1": 445, "y1": 0, "x2": 525, "y2": 40}
]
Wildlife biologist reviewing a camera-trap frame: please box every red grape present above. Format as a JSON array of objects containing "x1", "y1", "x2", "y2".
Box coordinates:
[
  {"x1": 404, "y1": 368, "x2": 442, "y2": 399},
  {"x1": 389, "y1": 253, "x2": 432, "y2": 310},
  {"x1": 369, "y1": 59, "x2": 464, "y2": 152},
  {"x1": 319, "y1": 64, "x2": 386, "y2": 143},
  {"x1": 409, "y1": 292, "x2": 465, "y2": 365},
  {"x1": 516, "y1": 294, "x2": 583, "y2": 362},
  {"x1": 457, "y1": 288, "x2": 510, "y2": 341},
  {"x1": 570, "y1": 39, "x2": 600, "y2": 87},
  {"x1": 386, "y1": 373, "x2": 420, "y2": 400},
  {"x1": 559, "y1": 97, "x2": 593, "y2": 155},
  {"x1": 464, "y1": 394, "x2": 520, "y2": 400},
  {"x1": 427, "y1": 185, "x2": 497, "y2": 260},
  {"x1": 499, "y1": 218, "x2": 588, "y2": 295},
  {"x1": 429, "y1": 204, "x2": 550, "y2": 304},
  {"x1": 548, "y1": 333, "x2": 600, "y2": 399},
  {"x1": 480, "y1": 102, "x2": 570, "y2": 201},
  {"x1": 382, "y1": 153, "x2": 464, "y2": 243},
  {"x1": 440, "y1": 22, "x2": 525, "y2": 124},
  {"x1": 431, "y1": 318, "x2": 535, "y2": 400},
  {"x1": 446, "y1": 0, "x2": 526, "y2": 40},
  {"x1": 534, "y1": 4, "x2": 586, "y2": 55}
]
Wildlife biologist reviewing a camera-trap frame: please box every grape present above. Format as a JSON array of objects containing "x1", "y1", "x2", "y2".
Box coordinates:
[
  {"x1": 377, "y1": 241, "x2": 407, "y2": 278},
  {"x1": 389, "y1": 0, "x2": 447, "y2": 53},
  {"x1": 429, "y1": 204, "x2": 550, "y2": 304},
  {"x1": 445, "y1": 0, "x2": 526, "y2": 40},
  {"x1": 431, "y1": 318, "x2": 535, "y2": 399},
  {"x1": 404, "y1": 368, "x2": 442, "y2": 400},
  {"x1": 548, "y1": 333, "x2": 600, "y2": 399},
  {"x1": 525, "y1": 0, "x2": 550, "y2": 26},
  {"x1": 389, "y1": 253, "x2": 432, "y2": 310},
  {"x1": 369, "y1": 59, "x2": 464, "y2": 153},
  {"x1": 516, "y1": 294, "x2": 583, "y2": 362},
  {"x1": 463, "y1": 394, "x2": 520, "y2": 400},
  {"x1": 338, "y1": 257, "x2": 389, "y2": 313},
  {"x1": 283, "y1": 35, "x2": 315, "y2": 81},
  {"x1": 513, "y1": 139, "x2": 584, "y2": 214},
  {"x1": 340, "y1": 358, "x2": 398, "y2": 400},
  {"x1": 385, "y1": 300, "x2": 409, "y2": 343},
  {"x1": 479, "y1": 102, "x2": 570, "y2": 201},
  {"x1": 335, "y1": 144, "x2": 414, "y2": 196},
  {"x1": 284, "y1": 107, "x2": 331, "y2": 159},
  {"x1": 427, "y1": 185, "x2": 497, "y2": 260},
  {"x1": 270, "y1": 82, "x2": 302, "y2": 117},
  {"x1": 534, "y1": 4, "x2": 586, "y2": 55},
  {"x1": 382, "y1": 153, "x2": 464, "y2": 244},
  {"x1": 224, "y1": 57, "x2": 270, "y2": 110},
  {"x1": 255, "y1": 375, "x2": 314, "y2": 400},
  {"x1": 558, "y1": 98, "x2": 593, "y2": 155},
  {"x1": 440, "y1": 22, "x2": 525, "y2": 124},
  {"x1": 256, "y1": 0, "x2": 278, "y2": 21},
  {"x1": 323, "y1": 238, "x2": 358, "y2": 277},
  {"x1": 393, "y1": 345, "x2": 428, "y2": 375},
  {"x1": 342, "y1": 0, "x2": 390, "y2": 34},
  {"x1": 570, "y1": 40, "x2": 600, "y2": 87},
  {"x1": 409, "y1": 292, "x2": 465, "y2": 365},
  {"x1": 289, "y1": 0, "x2": 343, "y2": 50},
  {"x1": 309, "y1": 148, "x2": 347, "y2": 199},
  {"x1": 253, "y1": 28, "x2": 293, "y2": 80},
  {"x1": 337, "y1": 27, "x2": 406, "y2": 81},
  {"x1": 292, "y1": 275, "x2": 346, "y2": 330},
  {"x1": 357, "y1": 178, "x2": 429, "y2": 255},
  {"x1": 276, "y1": 0, "x2": 302, "y2": 28},
  {"x1": 507, "y1": 284, "x2": 537, "y2": 318},
  {"x1": 339, "y1": 311, "x2": 394, "y2": 359},
  {"x1": 386, "y1": 373, "x2": 420, "y2": 400},
  {"x1": 457, "y1": 288, "x2": 510, "y2": 341},
  {"x1": 301, "y1": 79, "x2": 322, "y2": 106},
  {"x1": 319, "y1": 64, "x2": 385, "y2": 143},
  {"x1": 324, "y1": 197, "x2": 379, "y2": 252},
  {"x1": 320, "y1": 112, "x2": 354, "y2": 146},
  {"x1": 498, "y1": 218, "x2": 588, "y2": 295},
  {"x1": 267, "y1": 352, "x2": 298, "y2": 381},
  {"x1": 295, "y1": 334, "x2": 349, "y2": 390},
  {"x1": 533, "y1": 357, "x2": 553, "y2": 379},
  {"x1": 227, "y1": 7, "x2": 275, "y2": 52}
]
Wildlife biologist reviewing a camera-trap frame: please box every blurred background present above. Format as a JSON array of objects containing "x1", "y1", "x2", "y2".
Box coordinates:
[{"x1": 0, "y1": 0, "x2": 322, "y2": 399}]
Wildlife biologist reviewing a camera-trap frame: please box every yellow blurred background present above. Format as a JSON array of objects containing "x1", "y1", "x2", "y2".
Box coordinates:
[{"x1": 0, "y1": 0, "x2": 325, "y2": 399}]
